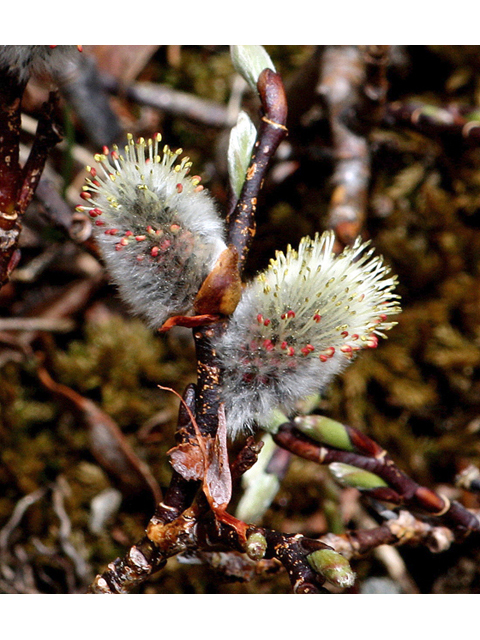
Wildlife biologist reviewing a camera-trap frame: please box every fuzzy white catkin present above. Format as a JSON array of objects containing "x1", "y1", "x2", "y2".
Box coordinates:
[
  {"x1": 0, "y1": 45, "x2": 80, "y2": 83},
  {"x1": 77, "y1": 134, "x2": 227, "y2": 329},
  {"x1": 215, "y1": 231, "x2": 401, "y2": 438}
]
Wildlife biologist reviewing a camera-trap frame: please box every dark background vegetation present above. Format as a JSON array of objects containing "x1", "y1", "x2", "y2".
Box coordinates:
[{"x1": 1, "y1": 45, "x2": 480, "y2": 593}]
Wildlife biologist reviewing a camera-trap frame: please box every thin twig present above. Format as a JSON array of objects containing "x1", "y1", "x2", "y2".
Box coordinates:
[
  {"x1": 272, "y1": 420, "x2": 480, "y2": 536},
  {"x1": 101, "y1": 73, "x2": 234, "y2": 130}
]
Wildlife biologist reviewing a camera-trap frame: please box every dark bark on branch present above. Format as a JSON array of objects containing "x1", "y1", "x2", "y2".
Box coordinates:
[
  {"x1": 272, "y1": 421, "x2": 480, "y2": 536},
  {"x1": 385, "y1": 100, "x2": 480, "y2": 145},
  {"x1": 226, "y1": 68, "x2": 288, "y2": 273},
  {"x1": 89, "y1": 67, "x2": 289, "y2": 594},
  {"x1": 56, "y1": 54, "x2": 123, "y2": 147},
  {"x1": 322, "y1": 510, "x2": 456, "y2": 559},
  {"x1": 0, "y1": 89, "x2": 63, "y2": 288}
]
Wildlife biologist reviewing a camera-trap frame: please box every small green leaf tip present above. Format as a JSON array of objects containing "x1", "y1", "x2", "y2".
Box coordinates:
[
  {"x1": 230, "y1": 45, "x2": 276, "y2": 92},
  {"x1": 228, "y1": 111, "x2": 257, "y2": 198},
  {"x1": 329, "y1": 462, "x2": 388, "y2": 490},
  {"x1": 294, "y1": 415, "x2": 354, "y2": 452},
  {"x1": 307, "y1": 548, "x2": 355, "y2": 589}
]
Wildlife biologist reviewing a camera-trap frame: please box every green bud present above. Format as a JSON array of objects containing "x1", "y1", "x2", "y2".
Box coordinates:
[
  {"x1": 329, "y1": 462, "x2": 388, "y2": 490},
  {"x1": 465, "y1": 110, "x2": 480, "y2": 123},
  {"x1": 294, "y1": 393, "x2": 321, "y2": 416},
  {"x1": 420, "y1": 104, "x2": 454, "y2": 124},
  {"x1": 228, "y1": 111, "x2": 257, "y2": 198},
  {"x1": 307, "y1": 548, "x2": 355, "y2": 589},
  {"x1": 263, "y1": 408, "x2": 289, "y2": 434},
  {"x1": 245, "y1": 531, "x2": 268, "y2": 561},
  {"x1": 294, "y1": 415, "x2": 354, "y2": 452},
  {"x1": 230, "y1": 45, "x2": 276, "y2": 92}
]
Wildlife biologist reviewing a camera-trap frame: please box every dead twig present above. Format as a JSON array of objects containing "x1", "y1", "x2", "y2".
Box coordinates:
[
  {"x1": 317, "y1": 46, "x2": 371, "y2": 248},
  {"x1": 37, "y1": 364, "x2": 162, "y2": 504},
  {"x1": 102, "y1": 74, "x2": 234, "y2": 130}
]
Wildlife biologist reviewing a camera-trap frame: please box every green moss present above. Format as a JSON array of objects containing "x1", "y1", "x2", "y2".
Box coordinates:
[{"x1": 54, "y1": 316, "x2": 175, "y2": 428}]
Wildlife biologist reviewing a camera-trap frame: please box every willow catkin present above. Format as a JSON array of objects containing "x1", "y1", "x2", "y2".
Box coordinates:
[
  {"x1": 215, "y1": 231, "x2": 401, "y2": 437},
  {"x1": 77, "y1": 134, "x2": 227, "y2": 329}
]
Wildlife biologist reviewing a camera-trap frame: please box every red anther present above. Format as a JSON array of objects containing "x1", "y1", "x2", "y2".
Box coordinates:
[
  {"x1": 102, "y1": 146, "x2": 109, "y2": 155},
  {"x1": 301, "y1": 346, "x2": 313, "y2": 356},
  {"x1": 80, "y1": 191, "x2": 91, "y2": 200},
  {"x1": 170, "y1": 224, "x2": 180, "y2": 233},
  {"x1": 341, "y1": 331, "x2": 349, "y2": 338},
  {"x1": 287, "y1": 347, "x2": 295, "y2": 356},
  {"x1": 340, "y1": 345, "x2": 353, "y2": 353},
  {"x1": 146, "y1": 226, "x2": 154, "y2": 234},
  {"x1": 120, "y1": 238, "x2": 128, "y2": 246},
  {"x1": 379, "y1": 314, "x2": 387, "y2": 322},
  {"x1": 110, "y1": 229, "x2": 118, "y2": 235},
  {"x1": 192, "y1": 175, "x2": 202, "y2": 182},
  {"x1": 155, "y1": 229, "x2": 164, "y2": 236},
  {"x1": 263, "y1": 339, "x2": 275, "y2": 351},
  {"x1": 281, "y1": 313, "x2": 286, "y2": 320},
  {"x1": 136, "y1": 255, "x2": 145, "y2": 262},
  {"x1": 160, "y1": 239, "x2": 171, "y2": 251},
  {"x1": 281, "y1": 341, "x2": 288, "y2": 350},
  {"x1": 76, "y1": 45, "x2": 83, "y2": 52},
  {"x1": 257, "y1": 314, "x2": 264, "y2": 324},
  {"x1": 94, "y1": 220, "x2": 104, "y2": 226},
  {"x1": 111, "y1": 150, "x2": 119, "y2": 160},
  {"x1": 176, "y1": 183, "x2": 183, "y2": 193},
  {"x1": 366, "y1": 336, "x2": 379, "y2": 348},
  {"x1": 287, "y1": 310, "x2": 296, "y2": 318},
  {"x1": 319, "y1": 354, "x2": 328, "y2": 362},
  {"x1": 135, "y1": 235, "x2": 146, "y2": 241},
  {"x1": 89, "y1": 167, "x2": 97, "y2": 177},
  {"x1": 194, "y1": 185, "x2": 204, "y2": 192},
  {"x1": 115, "y1": 244, "x2": 124, "y2": 251},
  {"x1": 125, "y1": 230, "x2": 133, "y2": 237},
  {"x1": 151, "y1": 246, "x2": 160, "y2": 257},
  {"x1": 264, "y1": 318, "x2": 271, "y2": 326},
  {"x1": 358, "y1": 294, "x2": 365, "y2": 302},
  {"x1": 351, "y1": 334, "x2": 359, "y2": 340},
  {"x1": 313, "y1": 314, "x2": 322, "y2": 323}
]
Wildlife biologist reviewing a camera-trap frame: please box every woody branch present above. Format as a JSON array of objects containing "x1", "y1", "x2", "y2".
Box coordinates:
[
  {"x1": 88, "y1": 62, "x2": 289, "y2": 594},
  {"x1": 0, "y1": 77, "x2": 62, "y2": 288}
]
